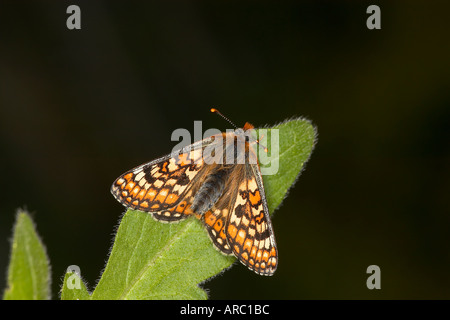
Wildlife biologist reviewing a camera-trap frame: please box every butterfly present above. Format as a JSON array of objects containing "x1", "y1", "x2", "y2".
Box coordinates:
[{"x1": 111, "y1": 109, "x2": 277, "y2": 276}]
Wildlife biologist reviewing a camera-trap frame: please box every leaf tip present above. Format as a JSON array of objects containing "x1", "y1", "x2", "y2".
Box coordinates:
[{"x1": 3, "y1": 208, "x2": 52, "y2": 300}]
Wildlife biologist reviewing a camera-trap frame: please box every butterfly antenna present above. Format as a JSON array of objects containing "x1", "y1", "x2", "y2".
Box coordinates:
[
  {"x1": 210, "y1": 108, "x2": 238, "y2": 129},
  {"x1": 256, "y1": 134, "x2": 268, "y2": 153}
]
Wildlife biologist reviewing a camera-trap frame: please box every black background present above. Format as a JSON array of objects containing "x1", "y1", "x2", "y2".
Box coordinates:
[{"x1": 0, "y1": 1, "x2": 449, "y2": 299}]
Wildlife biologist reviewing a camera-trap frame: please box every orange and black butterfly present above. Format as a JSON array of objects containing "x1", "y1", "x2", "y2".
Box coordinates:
[{"x1": 111, "y1": 109, "x2": 277, "y2": 275}]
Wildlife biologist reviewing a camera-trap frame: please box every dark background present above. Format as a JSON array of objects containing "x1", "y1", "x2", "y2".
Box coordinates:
[{"x1": 0, "y1": 1, "x2": 449, "y2": 299}]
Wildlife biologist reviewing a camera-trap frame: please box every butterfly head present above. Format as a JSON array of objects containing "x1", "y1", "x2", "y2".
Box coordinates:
[
  {"x1": 211, "y1": 108, "x2": 267, "y2": 153},
  {"x1": 243, "y1": 122, "x2": 254, "y2": 131},
  {"x1": 240, "y1": 123, "x2": 268, "y2": 152}
]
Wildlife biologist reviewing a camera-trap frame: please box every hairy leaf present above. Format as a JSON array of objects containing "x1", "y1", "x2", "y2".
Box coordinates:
[
  {"x1": 92, "y1": 210, "x2": 235, "y2": 300},
  {"x1": 259, "y1": 118, "x2": 317, "y2": 213},
  {"x1": 3, "y1": 210, "x2": 51, "y2": 300},
  {"x1": 61, "y1": 270, "x2": 91, "y2": 300}
]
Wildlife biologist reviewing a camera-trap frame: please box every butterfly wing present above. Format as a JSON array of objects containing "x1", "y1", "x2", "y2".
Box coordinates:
[
  {"x1": 198, "y1": 129, "x2": 278, "y2": 274},
  {"x1": 201, "y1": 208, "x2": 233, "y2": 255},
  {"x1": 111, "y1": 137, "x2": 215, "y2": 221},
  {"x1": 225, "y1": 163, "x2": 278, "y2": 276}
]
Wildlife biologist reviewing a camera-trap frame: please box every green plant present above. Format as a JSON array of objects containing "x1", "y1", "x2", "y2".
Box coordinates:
[{"x1": 2, "y1": 118, "x2": 316, "y2": 300}]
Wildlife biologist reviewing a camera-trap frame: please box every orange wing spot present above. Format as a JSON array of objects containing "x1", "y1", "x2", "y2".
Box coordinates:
[
  {"x1": 213, "y1": 219, "x2": 223, "y2": 233},
  {"x1": 204, "y1": 211, "x2": 217, "y2": 226},
  {"x1": 124, "y1": 173, "x2": 133, "y2": 181},
  {"x1": 144, "y1": 189, "x2": 157, "y2": 201},
  {"x1": 165, "y1": 193, "x2": 178, "y2": 205},
  {"x1": 270, "y1": 257, "x2": 277, "y2": 267},
  {"x1": 249, "y1": 259, "x2": 255, "y2": 266},
  {"x1": 116, "y1": 178, "x2": 125, "y2": 186},
  {"x1": 249, "y1": 190, "x2": 261, "y2": 205},
  {"x1": 131, "y1": 185, "x2": 140, "y2": 197},
  {"x1": 270, "y1": 247, "x2": 276, "y2": 256},
  {"x1": 161, "y1": 161, "x2": 168, "y2": 173},
  {"x1": 175, "y1": 201, "x2": 187, "y2": 213},
  {"x1": 121, "y1": 191, "x2": 128, "y2": 197},
  {"x1": 132, "y1": 200, "x2": 139, "y2": 206},
  {"x1": 255, "y1": 211, "x2": 265, "y2": 224},
  {"x1": 140, "y1": 201, "x2": 149, "y2": 209},
  {"x1": 125, "y1": 181, "x2": 136, "y2": 192},
  {"x1": 235, "y1": 229, "x2": 246, "y2": 245},
  {"x1": 137, "y1": 188, "x2": 147, "y2": 201},
  {"x1": 177, "y1": 153, "x2": 191, "y2": 166},
  {"x1": 126, "y1": 197, "x2": 132, "y2": 203},
  {"x1": 234, "y1": 245, "x2": 240, "y2": 254},
  {"x1": 250, "y1": 246, "x2": 257, "y2": 259},
  {"x1": 256, "y1": 249, "x2": 262, "y2": 262},
  {"x1": 243, "y1": 238, "x2": 253, "y2": 252},
  {"x1": 227, "y1": 224, "x2": 238, "y2": 239},
  {"x1": 151, "y1": 204, "x2": 160, "y2": 209},
  {"x1": 241, "y1": 251, "x2": 249, "y2": 261},
  {"x1": 262, "y1": 250, "x2": 270, "y2": 262},
  {"x1": 155, "y1": 188, "x2": 169, "y2": 204}
]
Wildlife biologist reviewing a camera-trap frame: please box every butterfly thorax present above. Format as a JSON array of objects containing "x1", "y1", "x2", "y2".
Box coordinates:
[{"x1": 191, "y1": 168, "x2": 230, "y2": 216}]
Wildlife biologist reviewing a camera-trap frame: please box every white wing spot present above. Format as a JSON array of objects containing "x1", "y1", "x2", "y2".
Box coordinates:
[
  {"x1": 135, "y1": 172, "x2": 145, "y2": 181},
  {"x1": 153, "y1": 180, "x2": 164, "y2": 188}
]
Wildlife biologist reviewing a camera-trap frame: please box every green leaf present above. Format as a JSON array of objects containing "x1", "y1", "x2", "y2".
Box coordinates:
[
  {"x1": 61, "y1": 270, "x2": 91, "y2": 300},
  {"x1": 79, "y1": 117, "x2": 316, "y2": 300},
  {"x1": 91, "y1": 210, "x2": 235, "y2": 300},
  {"x1": 3, "y1": 210, "x2": 51, "y2": 300},
  {"x1": 259, "y1": 118, "x2": 317, "y2": 213}
]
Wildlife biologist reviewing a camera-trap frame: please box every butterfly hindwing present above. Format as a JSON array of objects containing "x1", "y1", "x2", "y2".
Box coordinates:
[
  {"x1": 225, "y1": 164, "x2": 278, "y2": 276},
  {"x1": 201, "y1": 207, "x2": 233, "y2": 255}
]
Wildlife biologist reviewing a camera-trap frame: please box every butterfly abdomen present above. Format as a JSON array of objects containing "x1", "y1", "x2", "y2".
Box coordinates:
[{"x1": 191, "y1": 169, "x2": 229, "y2": 216}]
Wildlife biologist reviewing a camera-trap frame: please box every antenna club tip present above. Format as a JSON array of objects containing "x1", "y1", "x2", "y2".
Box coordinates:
[{"x1": 210, "y1": 108, "x2": 217, "y2": 113}]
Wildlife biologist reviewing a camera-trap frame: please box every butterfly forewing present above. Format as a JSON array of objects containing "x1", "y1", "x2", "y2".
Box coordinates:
[{"x1": 111, "y1": 139, "x2": 213, "y2": 221}]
